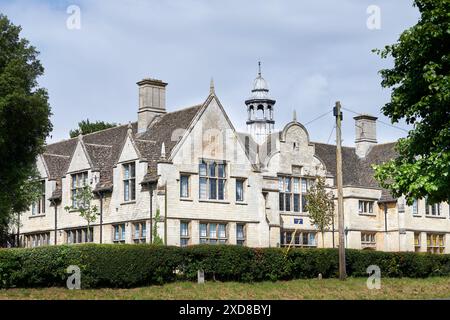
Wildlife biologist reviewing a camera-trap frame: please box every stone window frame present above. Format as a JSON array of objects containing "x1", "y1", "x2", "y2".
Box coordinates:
[
  {"x1": 25, "y1": 232, "x2": 50, "y2": 248},
  {"x1": 361, "y1": 232, "x2": 376, "y2": 248},
  {"x1": 199, "y1": 159, "x2": 227, "y2": 201},
  {"x1": 32, "y1": 180, "x2": 46, "y2": 215},
  {"x1": 414, "y1": 232, "x2": 421, "y2": 252},
  {"x1": 133, "y1": 221, "x2": 146, "y2": 243},
  {"x1": 235, "y1": 179, "x2": 245, "y2": 202},
  {"x1": 199, "y1": 221, "x2": 228, "y2": 244},
  {"x1": 426, "y1": 233, "x2": 445, "y2": 254},
  {"x1": 66, "y1": 227, "x2": 94, "y2": 244},
  {"x1": 123, "y1": 162, "x2": 136, "y2": 202},
  {"x1": 358, "y1": 200, "x2": 374, "y2": 214},
  {"x1": 70, "y1": 171, "x2": 88, "y2": 208},
  {"x1": 278, "y1": 176, "x2": 312, "y2": 213},
  {"x1": 236, "y1": 223, "x2": 246, "y2": 246},
  {"x1": 180, "y1": 220, "x2": 190, "y2": 247},
  {"x1": 113, "y1": 224, "x2": 126, "y2": 243},
  {"x1": 179, "y1": 174, "x2": 190, "y2": 199},
  {"x1": 280, "y1": 229, "x2": 317, "y2": 248}
]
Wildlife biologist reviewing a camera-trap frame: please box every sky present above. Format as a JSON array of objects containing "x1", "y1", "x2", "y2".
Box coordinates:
[{"x1": 0, "y1": 0, "x2": 419, "y2": 146}]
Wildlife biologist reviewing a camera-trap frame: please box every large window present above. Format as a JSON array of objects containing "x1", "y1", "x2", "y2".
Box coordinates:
[
  {"x1": 123, "y1": 163, "x2": 136, "y2": 202},
  {"x1": 180, "y1": 175, "x2": 190, "y2": 198},
  {"x1": 427, "y1": 233, "x2": 445, "y2": 254},
  {"x1": 66, "y1": 227, "x2": 93, "y2": 244},
  {"x1": 425, "y1": 198, "x2": 441, "y2": 216},
  {"x1": 71, "y1": 172, "x2": 88, "y2": 208},
  {"x1": 180, "y1": 221, "x2": 190, "y2": 247},
  {"x1": 236, "y1": 179, "x2": 245, "y2": 202},
  {"x1": 113, "y1": 224, "x2": 126, "y2": 243},
  {"x1": 280, "y1": 230, "x2": 316, "y2": 248},
  {"x1": 279, "y1": 177, "x2": 312, "y2": 213},
  {"x1": 358, "y1": 200, "x2": 374, "y2": 214},
  {"x1": 236, "y1": 224, "x2": 246, "y2": 246},
  {"x1": 199, "y1": 222, "x2": 227, "y2": 244},
  {"x1": 412, "y1": 199, "x2": 418, "y2": 215},
  {"x1": 25, "y1": 233, "x2": 50, "y2": 248},
  {"x1": 414, "y1": 232, "x2": 421, "y2": 252},
  {"x1": 361, "y1": 232, "x2": 376, "y2": 249},
  {"x1": 199, "y1": 161, "x2": 226, "y2": 200},
  {"x1": 133, "y1": 222, "x2": 146, "y2": 243},
  {"x1": 32, "y1": 180, "x2": 46, "y2": 215}
]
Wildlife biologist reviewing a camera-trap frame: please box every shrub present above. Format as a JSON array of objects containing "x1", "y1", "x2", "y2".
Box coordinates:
[{"x1": 0, "y1": 245, "x2": 449, "y2": 288}]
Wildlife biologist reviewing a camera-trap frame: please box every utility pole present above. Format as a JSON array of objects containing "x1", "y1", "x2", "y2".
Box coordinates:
[{"x1": 334, "y1": 101, "x2": 346, "y2": 280}]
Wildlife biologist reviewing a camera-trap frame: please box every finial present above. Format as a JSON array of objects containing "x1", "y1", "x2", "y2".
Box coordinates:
[
  {"x1": 127, "y1": 121, "x2": 132, "y2": 134},
  {"x1": 258, "y1": 61, "x2": 262, "y2": 76},
  {"x1": 209, "y1": 77, "x2": 215, "y2": 95},
  {"x1": 293, "y1": 110, "x2": 297, "y2": 122},
  {"x1": 160, "y1": 142, "x2": 166, "y2": 160}
]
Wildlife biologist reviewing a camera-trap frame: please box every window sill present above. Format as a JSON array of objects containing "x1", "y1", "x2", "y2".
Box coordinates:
[
  {"x1": 358, "y1": 213, "x2": 376, "y2": 217},
  {"x1": 29, "y1": 214, "x2": 46, "y2": 219},
  {"x1": 235, "y1": 201, "x2": 248, "y2": 205},
  {"x1": 425, "y1": 215, "x2": 446, "y2": 219},
  {"x1": 412, "y1": 214, "x2": 422, "y2": 217},
  {"x1": 180, "y1": 198, "x2": 194, "y2": 202},
  {"x1": 120, "y1": 201, "x2": 136, "y2": 206},
  {"x1": 280, "y1": 211, "x2": 309, "y2": 216},
  {"x1": 199, "y1": 199, "x2": 230, "y2": 204}
]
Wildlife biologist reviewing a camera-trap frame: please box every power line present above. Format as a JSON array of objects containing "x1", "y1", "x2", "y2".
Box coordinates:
[
  {"x1": 327, "y1": 125, "x2": 336, "y2": 144},
  {"x1": 304, "y1": 109, "x2": 333, "y2": 126},
  {"x1": 341, "y1": 106, "x2": 409, "y2": 133}
]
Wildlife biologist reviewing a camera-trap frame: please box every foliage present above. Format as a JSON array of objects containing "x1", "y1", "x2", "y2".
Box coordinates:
[
  {"x1": 0, "y1": 245, "x2": 449, "y2": 289},
  {"x1": 64, "y1": 185, "x2": 98, "y2": 241},
  {"x1": 0, "y1": 14, "x2": 52, "y2": 223},
  {"x1": 152, "y1": 209, "x2": 164, "y2": 245},
  {"x1": 69, "y1": 119, "x2": 117, "y2": 138},
  {"x1": 305, "y1": 176, "x2": 335, "y2": 247},
  {"x1": 373, "y1": 0, "x2": 450, "y2": 205}
]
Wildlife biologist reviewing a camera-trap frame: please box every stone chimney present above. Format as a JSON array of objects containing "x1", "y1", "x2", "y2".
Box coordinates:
[
  {"x1": 354, "y1": 114, "x2": 377, "y2": 158},
  {"x1": 137, "y1": 78, "x2": 168, "y2": 133}
]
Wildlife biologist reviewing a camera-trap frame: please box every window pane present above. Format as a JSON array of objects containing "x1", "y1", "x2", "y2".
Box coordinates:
[
  {"x1": 124, "y1": 165, "x2": 130, "y2": 179},
  {"x1": 124, "y1": 181, "x2": 129, "y2": 201},
  {"x1": 135, "y1": 225, "x2": 140, "y2": 239},
  {"x1": 218, "y1": 179, "x2": 225, "y2": 200},
  {"x1": 209, "y1": 223, "x2": 217, "y2": 238},
  {"x1": 293, "y1": 194, "x2": 300, "y2": 212},
  {"x1": 209, "y1": 163, "x2": 216, "y2": 177},
  {"x1": 218, "y1": 164, "x2": 225, "y2": 178},
  {"x1": 130, "y1": 163, "x2": 135, "y2": 178},
  {"x1": 121, "y1": 225, "x2": 125, "y2": 240},
  {"x1": 309, "y1": 233, "x2": 316, "y2": 246},
  {"x1": 142, "y1": 223, "x2": 146, "y2": 238},
  {"x1": 236, "y1": 224, "x2": 244, "y2": 239},
  {"x1": 180, "y1": 222, "x2": 188, "y2": 237},
  {"x1": 285, "y1": 178, "x2": 291, "y2": 192},
  {"x1": 130, "y1": 180, "x2": 136, "y2": 200},
  {"x1": 278, "y1": 177, "x2": 283, "y2": 191},
  {"x1": 209, "y1": 178, "x2": 217, "y2": 199},
  {"x1": 199, "y1": 162, "x2": 207, "y2": 176},
  {"x1": 218, "y1": 224, "x2": 226, "y2": 238},
  {"x1": 279, "y1": 193, "x2": 285, "y2": 211},
  {"x1": 199, "y1": 178, "x2": 207, "y2": 199},
  {"x1": 180, "y1": 176, "x2": 189, "y2": 198},
  {"x1": 285, "y1": 194, "x2": 291, "y2": 211},
  {"x1": 236, "y1": 180, "x2": 244, "y2": 201},
  {"x1": 301, "y1": 179, "x2": 307, "y2": 193},
  {"x1": 199, "y1": 224, "x2": 207, "y2": 237},
  {"x1": 293, "y1": 178, "x2": 299, "y2": 193}
]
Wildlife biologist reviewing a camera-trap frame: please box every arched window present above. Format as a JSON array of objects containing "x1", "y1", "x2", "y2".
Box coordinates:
[{"x1": 257, "y1": 105, "x2": 264, "y2": 119}]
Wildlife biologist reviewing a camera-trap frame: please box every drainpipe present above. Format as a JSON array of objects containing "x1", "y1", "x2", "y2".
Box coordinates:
[
  {"x1": 52, "y1": 200, "x2": 58, "y2": 245},
  {"x1": 99, "y1": 192, "x2": 103, "y2": 244},
  {"x1": 149, "y1": 185, "x2": 153, "y2": 244}
]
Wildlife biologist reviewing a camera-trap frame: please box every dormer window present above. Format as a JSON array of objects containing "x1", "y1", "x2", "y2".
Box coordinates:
[
  {"x1": 123, "y1": 162, "x2": 136, "y2": 202},
  {"x1": 71, "y1": 172, "x2": 88, "y2": 208}
]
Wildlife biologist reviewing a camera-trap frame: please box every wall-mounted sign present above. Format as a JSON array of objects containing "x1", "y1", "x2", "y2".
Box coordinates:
[{"x1": 294, "y1": 218, "x2": 303, "y2": 225}]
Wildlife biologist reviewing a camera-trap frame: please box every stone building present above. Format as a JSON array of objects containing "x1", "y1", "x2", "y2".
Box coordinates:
[{"x1": 16, "y1": 67, "x2": 450, "y2": 253}]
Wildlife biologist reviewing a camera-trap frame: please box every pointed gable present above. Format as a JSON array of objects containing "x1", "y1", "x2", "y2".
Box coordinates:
[
  {"x1": 67, "y1": 139, "x2": 92, "y2": 173},
  {"x1": 118, "y1": 135, "x2": 140, "y2": 164}
]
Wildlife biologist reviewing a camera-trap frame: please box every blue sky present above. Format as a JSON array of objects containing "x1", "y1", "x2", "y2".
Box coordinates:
[{"x1": 0, "y1": 0, "x2": 419, "y2": 146}]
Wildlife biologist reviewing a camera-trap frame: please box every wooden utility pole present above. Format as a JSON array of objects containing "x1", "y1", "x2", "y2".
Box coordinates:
[
  {"x1": 334, "y1": 101, "x2": 347, "y2": 280},
  {"x1": 164, "y1": 182, "x2": 168, "y2": 245}
]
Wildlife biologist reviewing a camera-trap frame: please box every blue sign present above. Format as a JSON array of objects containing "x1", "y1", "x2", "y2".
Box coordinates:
[{"x1": 294, "y1": 218, "x2": 303, "y2": 225}]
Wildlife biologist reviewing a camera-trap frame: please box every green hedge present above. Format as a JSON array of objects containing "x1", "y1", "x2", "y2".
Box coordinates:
[{"x1": 0, "y1": 244, "x2": 449, "y2": 288}]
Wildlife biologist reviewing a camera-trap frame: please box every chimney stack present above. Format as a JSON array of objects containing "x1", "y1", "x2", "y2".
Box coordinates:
[
  {"x1": 354, "y1": 114, "x2": 377, "y2": 158},
  {"x1": 137, "y1": 78, "x2": 168, "y2": 133}
]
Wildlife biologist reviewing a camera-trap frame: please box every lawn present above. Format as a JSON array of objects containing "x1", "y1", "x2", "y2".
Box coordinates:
[{"x1": 0, "y1": 277, "x2": 449, "y2": 300}]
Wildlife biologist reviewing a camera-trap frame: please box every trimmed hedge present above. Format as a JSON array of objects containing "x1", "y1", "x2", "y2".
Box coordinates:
[{"x1": 0, "y1": 244, "x2": 449, "y2": 288}]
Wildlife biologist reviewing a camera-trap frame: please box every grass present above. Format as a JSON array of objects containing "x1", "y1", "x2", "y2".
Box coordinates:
[{"x1": 1, "y1": 277, "x2": 449, "y2": 300}]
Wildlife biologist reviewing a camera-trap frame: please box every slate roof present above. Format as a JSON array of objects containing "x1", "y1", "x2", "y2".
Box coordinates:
[
  {"x1": 314, "y1": 142, "x2": 398, "y2": 201},
  {"x1": 41, "y1": 104, "x2": 202, "y2": 199}
]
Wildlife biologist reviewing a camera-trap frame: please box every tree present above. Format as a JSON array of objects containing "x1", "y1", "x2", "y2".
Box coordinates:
[
  {"x1": 70, "y1": 119, "x2": 117, "y2": 138},
  {"x1": 0, "y1": 14, "x2": 52, "y2": 222},
  {"x1": 64, "y1": 185, "x2": 98, "y2": 242},
  {"x1": 373, "y1": 0, "x2": 450, "y2": 205},
  {"x1": 152, "y1": 209, "x2": 164, "y2": 245},
  {"x1": 305, "y1": 176, "x2": 335, "y2": 248}
]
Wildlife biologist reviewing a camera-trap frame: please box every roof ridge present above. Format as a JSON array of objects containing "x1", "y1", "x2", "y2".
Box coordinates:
[
  {"x1": 84, "y1": 143, "x2": 113, "y2": 147},
  {"x1": 43, "y1": 153, "x2": 70, "y2": 158},
  {"x1": 313, "y1": 141, "x2": 355, "y2": 149},
  {"x1": 166, "y1": 103, "x2": 202, "y2": 114}
]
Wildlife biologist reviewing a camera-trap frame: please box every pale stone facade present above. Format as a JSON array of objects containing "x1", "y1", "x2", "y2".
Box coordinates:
[{"x1": 15, "y1": 70, "x2": 450, "y2": 253}]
